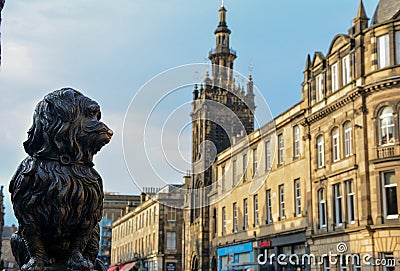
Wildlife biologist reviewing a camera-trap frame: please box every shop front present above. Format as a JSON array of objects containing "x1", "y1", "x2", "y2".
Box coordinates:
[
  {"x1": 218, "y1": 242, "x2": 257, "y2": 271},
  {"x1": 257, "y1": 232, "x2": 307, "y2": 271}
]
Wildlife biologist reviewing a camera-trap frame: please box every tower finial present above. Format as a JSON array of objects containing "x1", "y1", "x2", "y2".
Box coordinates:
[
  {"x1": 221, "y1": 0, "x2": 224, "y2": 7},
  {"x1": 350, "y1": 0, "x2": 369, "y2": 35},
  {"x1": 354, "y1": 0, "x2": 368, "y2": 22}
]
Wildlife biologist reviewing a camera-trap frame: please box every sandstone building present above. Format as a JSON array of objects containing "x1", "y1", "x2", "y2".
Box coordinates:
[
  {"x1": 100, "y1": 193, "x2": 141, "y2": 267},
  {"x1": 111, "y1": 191, "x2": 184, "y2": 271},
  {"x1": 183, "y1": 1, "x2": 400, "y2": 271},
  {"x1": 182, "y1": 5, "x2": 255, "y2": 271}
]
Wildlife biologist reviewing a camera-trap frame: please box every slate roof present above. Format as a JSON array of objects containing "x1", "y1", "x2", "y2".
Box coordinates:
[{"x1": 371, "y1": 0, "x2": 400, "y2": 25}]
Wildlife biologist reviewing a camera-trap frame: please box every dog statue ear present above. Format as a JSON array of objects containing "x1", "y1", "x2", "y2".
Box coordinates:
[
  {"x1": 45, "y1": 88, "x2": 77, "y2": 122},
  {"x1": 23, "y1": 89, "x2": 79, "y2": 157},
  {"x1": 23, "y1": 101, "x2": 47, "y2": 157}
]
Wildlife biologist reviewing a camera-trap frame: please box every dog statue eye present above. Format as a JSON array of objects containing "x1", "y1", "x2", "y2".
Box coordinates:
[{"x1": 88, "y1": 106, "x2": 100, "y2": 120}]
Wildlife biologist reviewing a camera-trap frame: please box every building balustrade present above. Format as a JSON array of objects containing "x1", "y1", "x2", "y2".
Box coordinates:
[{"x1": 375, "y1": 144, "x2": 400, "y2": 159}]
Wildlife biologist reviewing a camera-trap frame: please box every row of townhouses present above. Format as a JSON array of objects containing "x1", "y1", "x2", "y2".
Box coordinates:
[{"x1": 111, "y1": 1, "x2": 400, "y2": 271}]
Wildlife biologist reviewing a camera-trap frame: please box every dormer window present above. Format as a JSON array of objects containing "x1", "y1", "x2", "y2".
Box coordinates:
[{"x1": 316, "y1": 74, "x2": 324, "y2": 102}]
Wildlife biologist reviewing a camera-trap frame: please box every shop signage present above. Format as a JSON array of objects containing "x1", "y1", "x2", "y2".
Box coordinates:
[
  {"x1": 217, "y1": 242, "x2": 253, "y2": 256},
  {"x1": 259, "y1": 240, "x2": 271, "y2": 248}
]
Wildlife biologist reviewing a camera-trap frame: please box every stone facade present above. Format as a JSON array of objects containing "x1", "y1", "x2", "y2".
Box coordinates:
[
  {"x1": 184, "y1": 1, "x2": 400, "y2": 271},
  {"x1": 304, "y1": 1, "x2": 400, "y2": 270},
  {"x1": 100, "y1": 193, "x2": 141, "y2": 267},
  {"x1": 111, "y1": 192, "x2": 184, "y2": 271},
  {"x1": 183, "y1": 5, "x2": 255, "y2": 271}
]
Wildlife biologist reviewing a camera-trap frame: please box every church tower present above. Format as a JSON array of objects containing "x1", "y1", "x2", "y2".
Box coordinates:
[{"x1": 184, "y1": 3, "x2": 255, "y2": 271}]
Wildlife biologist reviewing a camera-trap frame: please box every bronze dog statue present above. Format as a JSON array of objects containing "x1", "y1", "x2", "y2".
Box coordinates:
[{"x1": 10, "y1": 88, "x2": 113, "y2": 271}]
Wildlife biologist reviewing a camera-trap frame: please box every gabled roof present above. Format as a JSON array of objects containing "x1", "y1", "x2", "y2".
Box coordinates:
[
  {"x1": 371, "y1": 0, "x2": 400, "y2": 25},
  {"x1": 312, "y1": 52, "x2": 325, "y2": 68},
  {"x1": 328, "y1": 34, "x2": 351, "y2": 55}
]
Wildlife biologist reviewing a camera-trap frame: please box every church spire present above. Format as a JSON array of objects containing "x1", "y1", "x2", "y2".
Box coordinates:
[{"x1": 209, "y1": 4, "x2": 237, "y2": 82}]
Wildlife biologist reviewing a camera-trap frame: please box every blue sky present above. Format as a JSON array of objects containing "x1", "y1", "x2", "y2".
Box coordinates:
[{"x1": 0, "y1": 0, "x2": 379, "y2": 225}]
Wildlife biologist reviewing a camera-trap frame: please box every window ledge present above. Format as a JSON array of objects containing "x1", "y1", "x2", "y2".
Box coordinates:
[{"x1": 385, "y1": 214, "x2": 399, "y2": 220}]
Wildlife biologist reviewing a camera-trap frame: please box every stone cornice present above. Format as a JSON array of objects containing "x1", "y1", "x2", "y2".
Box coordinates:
[
  {"x1": 302, "y1": 76, "x2": 400, "y2": 126},
  {"x1": 363, "y1": 75, "x2": 400, "y2": 94},
  {"x1": 304, "y1": 90, "x2": 361, "y2": 125}
]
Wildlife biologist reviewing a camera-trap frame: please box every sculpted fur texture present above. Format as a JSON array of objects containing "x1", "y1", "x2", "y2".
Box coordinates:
[{"x1": 9, "y1": 88, "x2": 113, "y2": 271}]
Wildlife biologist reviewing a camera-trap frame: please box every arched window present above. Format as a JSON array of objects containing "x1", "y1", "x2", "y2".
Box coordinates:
[
  {"x1": 332, "y1": 127, "x2": 340, "y2": 162},
  {"x1": 318, "y1": 189, "x2": 327, "y2": 228},
  {"x1": 379, "y1": 107, "x2": 395, "y2": 145},
  {"x1": 317, "y1": 135, "x2": 324, "y2": 168},
  {"x1": 343, "y1": 122, "x2": 353, "y2": 157}
]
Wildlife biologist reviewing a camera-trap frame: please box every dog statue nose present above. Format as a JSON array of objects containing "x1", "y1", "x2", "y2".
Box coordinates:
[{"x1": 107, "y1": 130, "x2": 113, "y2": 137}]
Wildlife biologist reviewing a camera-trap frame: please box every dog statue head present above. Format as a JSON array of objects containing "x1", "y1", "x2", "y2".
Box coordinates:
[{"x1": 23, "y1": 88, "x2": 113, "y2": 166}]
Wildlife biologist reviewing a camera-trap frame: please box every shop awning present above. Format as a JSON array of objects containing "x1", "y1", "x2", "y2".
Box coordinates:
[
  {"x1": 107, "y1": 266, "x2": 119, "y2": 271},
  {"x1": 120, "y1": 262, "x2": 137, "y2": 271}
]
